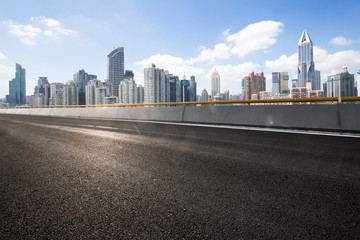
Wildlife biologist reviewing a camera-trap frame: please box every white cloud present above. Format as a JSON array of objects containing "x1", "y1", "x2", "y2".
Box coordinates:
[
  {"x1": 135, "y1": 54, "x2": 205, "y2": 78},
  {"x1": 3, "y1": 17, "x2": 74, "y2": 45},
  {"x1": 4, "y1": 20, "x2": 42, "y2": 45},
  {"x1": 222, "y1": 29, "x2": 230, "y2": 37},
  {"x1": 31, "y1": 16, "x2": 74, "y2": 36},
  {"x1": 330, "y1": 36, "x2": 354, "y2": 46},
  {"x1": 188, "y1": 43, "x2": 232, "y2": 63},
  {"x1": 0, "y1": 52, "x2": 6, "y2": 60},
  {"x1": 188, "y1": 21, "x2": 284, "y2": 63},
  {"x1": 206, "y1": 62, "x2": 260, "y2": 90},
  {"x1": 265, "y1": 46, "x2": 360, "y2": 76},
  {"x1": 314, "y1": 46, "x2": 360, "y2": 73},
  {"x1": 265, "y1": 53, "x2": 297, "y2": 72},
  {"x1": 227, "y1": 20, "x2": 284, "y2": 58},
  {"x1": 0, "y1": 64, "x2": 13, "y2": 74}
]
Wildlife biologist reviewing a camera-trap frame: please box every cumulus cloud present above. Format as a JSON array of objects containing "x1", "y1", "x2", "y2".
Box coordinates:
[
  {"x1": 188, "y1": 20, "x2": 284, "y2": 63},
  {"x1": 3, "y1": 17, "x2": 74, "y2": 45},
  {"x1": 266, "y1": 46, "x2": 360, "y2": 76},
  {"x1": 227, "y1": 20, "x2": 284, "y2": 58},
  {"x1": 0, "y1": 52, "x2": 6, "y2": 60},
  {"x1": 188, "y1": 43, "x2": 232, "y2": 63},
  {"x1": 265, "y1": 53, "x2": 297, "y2": 72},
  {"x1": 314, "y1": 46, "x2": 360, "y2": 73},
  {"x1": 135, "y1": 54, "x2": 205, "y2": 78},
  {"x1": 0, "y1": 64, "x2": 13, "y2": 74},
  {"x1": 330, "y1": 36, "x2": 354, "y2": 46},
  {"x1": 31, "y1": 16, "x2": 74, "y2": 36}
]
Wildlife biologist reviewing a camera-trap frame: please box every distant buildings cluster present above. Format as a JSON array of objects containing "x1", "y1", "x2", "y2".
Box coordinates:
[{"x1": 5, "y1": 30, "x2": 360, "y2": 107}]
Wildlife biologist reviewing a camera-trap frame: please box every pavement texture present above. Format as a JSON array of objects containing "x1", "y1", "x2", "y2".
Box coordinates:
[{"x1": 0, "y1": 114, "x2": 360, "y2": 239}]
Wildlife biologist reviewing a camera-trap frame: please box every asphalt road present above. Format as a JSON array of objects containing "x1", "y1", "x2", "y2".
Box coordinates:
[{"x1": 0, "y1": 114, "x2": 360, "y2": 239}]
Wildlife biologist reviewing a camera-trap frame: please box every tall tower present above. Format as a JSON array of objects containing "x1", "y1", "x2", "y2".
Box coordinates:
[
  {"x1": 107, "y1": 47, "x2": 124, "y2": 97},
  {"x1": 9, "y1": 63, "x2": 26, "y2": 106},
  {"x1": 211, "y1": 70, "x2": 220, "y2": 98},
  {"x1": 297, "y1": 30, "x2": 315, "y2": 88}
]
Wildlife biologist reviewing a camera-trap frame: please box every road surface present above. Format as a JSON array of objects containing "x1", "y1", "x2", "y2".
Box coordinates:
[{"x1": 0, "y1": 114, "x2": 359, "y2": 239}]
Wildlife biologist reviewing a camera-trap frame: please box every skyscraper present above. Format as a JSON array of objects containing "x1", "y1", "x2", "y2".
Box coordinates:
[
  {"x1": 34, "y1": 77, "x2": 50, "y2": 106},
  {"x1": 8, "y1": 63, "x2": 26, "y2": 106},
  {"x1": 189, "y1": 75, "x2": 197, "y2": 102},
  {"x1": 297, "y1": 30, "x2": 315, "y2": 88},
  {"x1": 211, "y1": 71, "x2": 220, "y2": 98},
  {"x1": 325, "y1": 65, "x2": 355, "y2": 98},
  {"x1": 314, "y1": 70, "x2": 321, "y2": 90},
  {"x1": 63, "y1": 81, "x2": 79, "y2": 105},
  {"x1": 73, "y1": 69, "x2": 97, "y2": 105},
  {"x1": 144, "y1": 64, "x2": 169, "y2": 104},
  {"x1": 180, "y1": 77, "x2": 190, "y2": 102},
  {"x1": 201, "y1": 89, "x2": 209, "y2": 101},
  {"x1": 107, "y1": 47, "x2": 124, "y2": 97},
  {"x1": 244, "y1": 72, "x2": 266, "y2": 100},
  {"x1": 272, "y1": 72, "x2": 289, "y2": 96},
  {"x1": 85, "y1": 79, "x2": 101, "y2": 105},
  {"x1": 119, "y1": 79, "x2": 137, "y2": 104}
]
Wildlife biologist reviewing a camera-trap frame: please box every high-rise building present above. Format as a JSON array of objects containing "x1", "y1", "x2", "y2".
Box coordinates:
[
  {"x1": 107, "y1": 47, "x2": 124, "y2": 97},
  {"x1": 297, "y1": 30, "x2": 315, "y2": 88},
  {"x1": 85, "y1": 79, "x2": 101, "y2": 105},
  {"x1": 313, "y1": 70, "x2": 321, "y2": 90},
  {"x1": 201, "y1": 89, "x2": 209, "y2": 101},
  {"x1": 244, "y1": 72, "x2": 266, "y2": 100},
  {"x1": 137, "y1": 85, "x2": 144, "y2": 104},
  {"x1": 8, "y1": 63, "x2": 26, "y2": 106},
  {"x1": 144, "y1": 63, "x2": 169, "y2": 104},
  {"x1": 325, "y1": 65, "x2": 355, "y2": 98},
  {"x1": 221, "y1": 90, "x2": 229, "y2": 101},
  {"x1": 34, "y1": 77, "x2": 50, "y2": 106},
  {"x1": 292, "y1": 79, "x2": 298, "y2": 88},
  {"x1": 30, "y1": 94, "x2": 45, "y2": 107},
  {"x1": 119, "y1": 79, "x2": 137, "y2": 104},
  {"x1": 169, "y1": 74, "x2": 181, "y2": 102},
  {"x1": 241, "y1": 78, "x2": 245, "y2": 100},
  {"x1": 63, "y1": 81, "x2": 79, "y2": 105},
  {"x1": 73, "y1": 69, "x2": 97, "y2": 105},
  {"x1": 272, "y1": 72, "x2": 289, "y2": 96},
  {"x1": 211, "y1": 71, "x2": 220, "y2": 99},
  {"x1": 125, "y1": 70, "x2": 134, "y2": 79},
  {"x1": 189, "y1": 75, "x2": 197, "y2": 102},
  {"x1": 357, "y1": 70, "x2": 360, "y2": 97},
  {"x1": 180, "y1": 77, "x2": 190, "y2": 102},
  {"x1": 50, "y1": 83, "x2": 64, "y2": 99}
]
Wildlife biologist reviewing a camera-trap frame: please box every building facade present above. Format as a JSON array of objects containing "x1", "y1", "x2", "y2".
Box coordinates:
[
  {"x1": 189, "y1": 75, "x2": 197, "y2": 102},
  {"x1": 63, "y1": 81, "x2": 79, "y2": 105},
  {"x1": 201, "y1": 89, "x2": 209, "y2": 101},
  {"x1": 119, "y1": 79, "x2": 137, "y2": 104},
  {"x1": 34, "y1": 77, "x2": 50, "y2": 106},
  {"x1": 211, "y1": 71, "x2": 220, "y2": 99},
  {"x1": 8, "y1": 63, "x2": 26, "y2": 106},
  {"x1": 325, "y1": 65, "x2": 355, "y2": 98},
  {"x1": 244, "y1": 72, "x2": 266, "y2": 100},
  {"x1": 144, "y1": 64, "x2": 170, "y2": 104},
  {"x1": 73, "y1": 69, "x2": 97, "y2": 105},
  {"x1": 297, "y1": 30, "x2": 315, "y2": 88},
  {"x1": 107, "y1": 47, "x2": 124, "y2": 97},
  {"x1": 272, "y1": 72, "x2": 289, "y2": 96}
]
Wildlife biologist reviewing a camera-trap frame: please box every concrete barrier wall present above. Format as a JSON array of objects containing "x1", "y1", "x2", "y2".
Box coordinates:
[{"x1": 1, "y1": 104, "x2": 359, "y2": 132}]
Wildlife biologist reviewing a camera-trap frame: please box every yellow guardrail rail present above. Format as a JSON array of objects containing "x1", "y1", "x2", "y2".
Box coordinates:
[{"x1": 1, "y1": 96, "x2": 360, "y2": 109}]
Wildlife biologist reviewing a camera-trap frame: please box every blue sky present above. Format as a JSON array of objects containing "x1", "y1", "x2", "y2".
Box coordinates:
[{"x1": 1, "y1": 0, "x2": 360, "y2": 98}]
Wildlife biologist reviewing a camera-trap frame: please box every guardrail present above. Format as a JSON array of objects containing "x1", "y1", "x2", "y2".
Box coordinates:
[{"x1": 1, "y1": 96, "x2": 360, "y2": 109}]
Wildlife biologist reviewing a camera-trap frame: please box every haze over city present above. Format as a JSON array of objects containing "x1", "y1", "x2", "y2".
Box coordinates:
[{"x1": 0, "y1": 0, "x2": 360, "y2": 99}]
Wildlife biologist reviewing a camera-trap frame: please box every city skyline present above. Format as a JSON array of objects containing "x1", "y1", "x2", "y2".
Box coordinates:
[{"x1": 0, "y1": 0, "x2": 360, "y2": 99}]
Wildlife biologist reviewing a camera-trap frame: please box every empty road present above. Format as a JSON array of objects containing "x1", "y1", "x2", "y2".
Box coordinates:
[{"x1": 0, "y1": 114, "x2": 360, "y2": 239}]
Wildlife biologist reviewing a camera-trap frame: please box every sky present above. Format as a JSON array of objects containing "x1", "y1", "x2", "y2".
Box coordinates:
[{"x1": 0, "y1": 0, "x2": 360, "y2": 99}]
